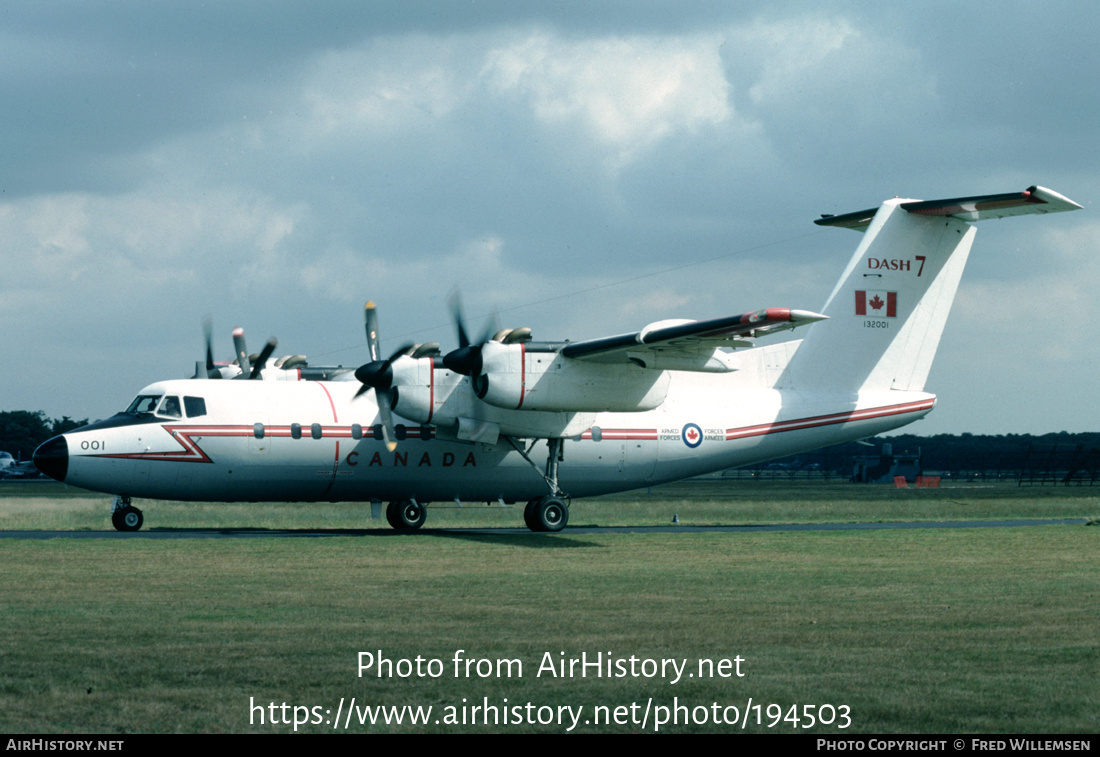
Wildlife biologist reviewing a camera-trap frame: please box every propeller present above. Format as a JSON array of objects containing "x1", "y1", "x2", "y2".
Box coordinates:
[
  {"x1": 193, "y1": 318, "x2": 222, "y2": 379},
  {"x1": 203, "y1": 318, "x2": 217, "y2": 377},
  {"x1": 249, "y1": 337, "x2": 278, "y2": 379},
  {"x1": 353, "y1": 301, "x2": 412, "y2": 451},
  {"x1": 232, "y1": 327, "x2": 251, "y2": 377},
  {"x1": 230, "y1": 326, "x2": 278, "y2": 380},
  {"x1": 441, "y1": 292, "x2": 498, "y2": 379}
]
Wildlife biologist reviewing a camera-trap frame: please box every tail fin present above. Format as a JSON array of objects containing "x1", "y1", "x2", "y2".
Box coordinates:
[{"x1": 785, "y1": 186, "x2": 1081, "y2": 394}]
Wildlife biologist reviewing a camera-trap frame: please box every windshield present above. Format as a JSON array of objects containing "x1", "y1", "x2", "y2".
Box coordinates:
[{"x1": 125, "y1": 395, "x2": 163, "y2": 415}]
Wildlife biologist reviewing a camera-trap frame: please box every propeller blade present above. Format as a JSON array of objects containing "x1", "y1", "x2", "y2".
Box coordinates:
[
  {"x1": 376, "y1": 390, "x2": 398, "y2": 453},
  {"x1": 232, "y1": 327, "x2": 251, "y2": 377},
  {"x1": 192, "y1": 317, "x2": 222, "y2": 378},
  {"x1": 353, "y1": 302, "x2": 413, "y2": 449},
  {"x1": 203, "y1": 317, "x2": 215, "y2": 372},
  {"x1": 249, "y1": 337, "x2": 278, "y2": 379},
  {"x1": 364, "y1": 301, "x2": 381, "y2": 362},
  {"x1": 448, "y1": 291, "x2": 471, "y2": 349},
  {"x1": 481, "y1": 308, "x2": 501, "y2": 346},
  {"x1": 443, "y1": 291, "x2": 497, "y2": 376}
]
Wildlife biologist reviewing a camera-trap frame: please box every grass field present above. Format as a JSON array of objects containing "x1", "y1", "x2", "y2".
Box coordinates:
[
  {"x1": 1, "y1": 480, "x2": 1097, "y2": 734},
  {"x1": 2, "y1": 478, "x2": 1098, "y2": 531}
]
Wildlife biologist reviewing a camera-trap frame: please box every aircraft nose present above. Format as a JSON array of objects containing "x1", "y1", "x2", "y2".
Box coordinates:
[{"x1": 33, "y1": 435, "x2": 68, "y2": 482}]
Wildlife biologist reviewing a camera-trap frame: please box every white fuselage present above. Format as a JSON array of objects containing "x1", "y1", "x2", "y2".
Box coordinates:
[{"x1": 57, "y1": 358, "x2": 933, "y2": 505}]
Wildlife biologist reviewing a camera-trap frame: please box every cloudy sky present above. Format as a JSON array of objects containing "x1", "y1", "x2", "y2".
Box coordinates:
[{"x1": 3, "y1": 1, "x2": 1096, "y2": 435}]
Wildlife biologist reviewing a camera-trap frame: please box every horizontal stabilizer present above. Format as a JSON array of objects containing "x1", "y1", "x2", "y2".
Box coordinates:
[{"x1": 816, "y1": 185, "x2": 1082, "y2": 232}]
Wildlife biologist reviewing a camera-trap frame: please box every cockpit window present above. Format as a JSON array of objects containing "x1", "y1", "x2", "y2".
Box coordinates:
[
  {"x1": 126, "y1": 395, "x2": 163, "y2": 414},
  {"x1": 158, "y1": 396, "x2": 182, "y2": 419},
  {"x1": 184, "y1": 396, "x2": 207, "y2": 418}
]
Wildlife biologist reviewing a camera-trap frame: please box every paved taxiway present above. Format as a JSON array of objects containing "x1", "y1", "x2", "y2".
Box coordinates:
[{"x1": 0, "y1": 519, "x2": 1088, "y2": 540}]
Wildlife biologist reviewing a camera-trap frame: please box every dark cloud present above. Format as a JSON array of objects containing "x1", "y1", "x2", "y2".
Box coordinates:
[{"x1": 1, "y1": 3, "x2": 1096, "y2": 434}]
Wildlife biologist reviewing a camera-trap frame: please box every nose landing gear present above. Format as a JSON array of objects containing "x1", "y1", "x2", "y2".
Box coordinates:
[{"x1": 110, "y1": 495, "x2": 144, "y2": 532}]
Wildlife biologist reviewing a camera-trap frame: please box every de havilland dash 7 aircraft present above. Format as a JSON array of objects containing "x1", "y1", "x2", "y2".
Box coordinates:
[{"x1": 33, "y1": 186, "x2": 1082, "y2": 532}]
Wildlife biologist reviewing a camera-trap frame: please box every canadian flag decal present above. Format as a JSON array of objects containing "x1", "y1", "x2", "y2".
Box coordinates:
[{"x1": 855, "y1": 290, "x2": 897, "y2": 317}]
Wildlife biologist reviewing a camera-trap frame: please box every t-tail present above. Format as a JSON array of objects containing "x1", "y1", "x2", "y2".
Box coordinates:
[{"x1": 784, "y1": 186, "x2": 1082, "y2": 395}]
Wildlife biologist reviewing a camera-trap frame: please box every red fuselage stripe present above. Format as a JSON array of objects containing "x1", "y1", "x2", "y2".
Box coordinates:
[
  {"x1": 87, "y1": 400, "x2": 932, "y2": 463},
  {"x1": 724, "y1": 399, "x2": 934, "y2": 440}
]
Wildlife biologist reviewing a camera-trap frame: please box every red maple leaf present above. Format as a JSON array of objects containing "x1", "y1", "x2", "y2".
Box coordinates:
[
  {"x1": 686, "y1": 428, "x2": 699, "y2": 442},
  {"x1": 868, "y1": 294, "x2": 885, "y2": 310}
]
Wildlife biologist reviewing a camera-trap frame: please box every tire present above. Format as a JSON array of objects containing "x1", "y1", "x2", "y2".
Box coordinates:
[
  {"x1": 113, "y1": 506, "x2": 143, "y2": 532},
  {"x1": 385, "y1": 501, "x2": 403, "y2": 529},
  {"x1": 523, "y1": 499, "x2": 541, "y2": 531},
  {"x1": 532, "y1": 497, "x2": 568, "y2": 532},
  {"x1": 388, "y1": 500, "x2": 426, "y2": 530}
]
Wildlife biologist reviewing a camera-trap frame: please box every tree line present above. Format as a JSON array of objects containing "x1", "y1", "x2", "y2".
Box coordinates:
[
  {"x1": 0, "y1": 411, "x2": 89, "y2": 462},
  {"x1": 752, "y1": 431, "x2": 1100, "y2": 480}
]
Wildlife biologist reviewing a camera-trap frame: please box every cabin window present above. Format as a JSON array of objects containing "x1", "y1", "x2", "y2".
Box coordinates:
[
  {"x1": 291, "y1": 423, "x2": 302, "y2": 440},
  {"x1": 158, "y1": 396, "x2": 182, "y2": 419},
  {"x1": 351, "y1": 424, "x2": 362, "y2": 440},
  {"x1": 184, "y1": 396, "x2": 207, "y2": 418},
  {"x1": 311, "y1": 423, "x2": 322, "y2": 440},
  {"x1": 253, "y1": 423, "x2": 265, "y2": 439}
]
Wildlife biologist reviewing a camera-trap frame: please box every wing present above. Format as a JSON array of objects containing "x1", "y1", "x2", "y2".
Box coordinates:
[{"x1": 560, "y1": 308, "x2": 826, "y2": 372}]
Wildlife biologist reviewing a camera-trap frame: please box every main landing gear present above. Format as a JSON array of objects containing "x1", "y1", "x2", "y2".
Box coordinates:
[
  {"x1": 507, "y1": 436, "x2": 570, "y2": 533},
  {"x1": 386, "y1": 499, "x2": 426, "y2": 530},
  {"x1": 381, "y1": 437, "x2": 571, "y2": 533},
  {"x1": 524, "y1": 495, "x2": 569, "y2": 532},
  {"x1": 110, "y1": 495, "x2": 143, "y2": 532}
]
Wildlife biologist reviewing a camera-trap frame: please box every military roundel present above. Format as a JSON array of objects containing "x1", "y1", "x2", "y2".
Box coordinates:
[{"x1": 682, "y1": 423, "x2": 703, "y2": 449}]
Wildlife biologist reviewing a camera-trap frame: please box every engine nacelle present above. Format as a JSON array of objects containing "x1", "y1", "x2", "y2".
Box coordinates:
[
  {"x1": 387, "y1": 342, "x2": 672, "y2": 441},
  {"x1": 388, "y1": 355, "x2": 436, "y2": 424},
  {"x1": 387, "y1": 351, "x2": 598, "y2": 440},
  {"x1": 476, "y1": 341, "x2": 670, "y2": 412}
]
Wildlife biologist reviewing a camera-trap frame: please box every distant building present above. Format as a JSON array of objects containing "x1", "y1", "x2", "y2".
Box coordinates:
[{"x1": 851, "y1": 443, "x2": 921, "y2": 483}]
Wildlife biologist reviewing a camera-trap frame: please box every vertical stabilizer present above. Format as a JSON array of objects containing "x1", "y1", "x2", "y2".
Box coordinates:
[{"x1": 784, "y1": 186, "x2": 1081, "y2": 394}]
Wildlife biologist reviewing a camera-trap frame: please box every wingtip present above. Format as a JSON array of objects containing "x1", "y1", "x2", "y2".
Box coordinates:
[
  {"x1": 789, "y1": 309, "x2": 829, "y2": 323},
  {"x1": 1030, "y1": 186, "x2": 1084, "y2": 212}
]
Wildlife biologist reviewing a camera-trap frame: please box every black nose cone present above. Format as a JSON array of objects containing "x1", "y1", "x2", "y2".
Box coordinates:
[{"x1": 33, "y1": 435, "x2": 68, "y2": 482}]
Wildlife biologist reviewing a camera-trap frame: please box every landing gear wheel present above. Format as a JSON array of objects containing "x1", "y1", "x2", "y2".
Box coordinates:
[
  {"x1": 387, "y1": 500, "x2": 426, "y2": 530},
  {"x1": 385, "y1": 501, "x2": 401, "y2": 529},
  {"x1": 112, "y1": 505, "x2": 143, "y2": 532},
  {"x1": 523, "y1": 499, "x2": 541, "y2": 531},
  {"x1": 529, "y1": 496, "x2": 568, "y2": 532}
]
